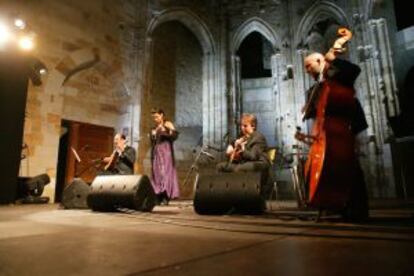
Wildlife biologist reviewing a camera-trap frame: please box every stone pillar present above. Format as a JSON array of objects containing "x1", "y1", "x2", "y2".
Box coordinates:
[
  {"x1": 294, "y1": 49, "x2": 311, "y2": 131},
  {"x1": 202, "y1": 52, "x2": 219, "y2": 147},
  {"x1": 228, "y1": 54, "x2": 241, "y2": 139},
  {"x1": 368, "y1": 18, "x2": 400, "y2": 142},
  {"x1": 369, "y1": 19, "x2": 400, "y2": 118},
  {"x1": 353, "y1": 16, "x2": 399, "y2": 198},
  {"x1": 271, "y1": 53, "x2": 282, "y2": 147},
  {"x1": 137, "y1": 37, "x2": 154, "y2": 172},
  {"x1": 234, "y1": 55, "x2": 242, "y2": 133}
]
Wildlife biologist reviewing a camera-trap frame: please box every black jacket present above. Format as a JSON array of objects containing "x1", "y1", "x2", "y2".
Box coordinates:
[
  {"x1": 113, "y1": 146, "x2": 136, "y2": 174},
  {"x1": 239, "y1": 131, "x2": 270, "y2": 164},
  {"x1": 304, "y1": 59, "x2": 368, "y2": 134}
]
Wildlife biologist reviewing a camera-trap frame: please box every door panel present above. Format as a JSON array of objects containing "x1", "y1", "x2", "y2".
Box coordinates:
[{"x1": 65, "y1": 121, "x2": 114, "y2": 186}]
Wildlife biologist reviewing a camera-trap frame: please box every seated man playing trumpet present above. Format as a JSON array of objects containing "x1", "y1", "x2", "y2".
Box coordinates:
[{"x1": 217, "y1": 113, "x2": 271, "y2": 196}]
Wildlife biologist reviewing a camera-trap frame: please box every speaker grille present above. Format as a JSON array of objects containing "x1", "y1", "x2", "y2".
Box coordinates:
[
  {"x1": 194, "y1": 172, "x2": 265, "y2": 215},
  {"x1": 87, "y1": 175, "x2": 156, "y2": 212}
]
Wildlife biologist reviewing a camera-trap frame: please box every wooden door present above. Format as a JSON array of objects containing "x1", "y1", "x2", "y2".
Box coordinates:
[{"x1": 65, "y1": 121, "x2": 114, "y2": 186}]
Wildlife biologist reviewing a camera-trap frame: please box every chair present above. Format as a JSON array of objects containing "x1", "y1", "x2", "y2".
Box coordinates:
[
  {"x1": 266, "y1": 148, "x2": 279, "y2": 210},
  {"x1": 267, "y1": 147, "x2": 276, "y2": 163}
]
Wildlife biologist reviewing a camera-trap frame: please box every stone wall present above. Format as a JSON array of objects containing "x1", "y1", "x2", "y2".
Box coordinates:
[
  {"x1": 1, "y1": 0, "x2": 139, "y2": 201},
  {"x1": 1, "y1": 0, "x2": 408, "y2": 201},
  {"x1": 140, "y1": 0, "x2": 403, "y2": 198},
  {"x1": 138, "y1": 21, "x2": 203, "y2": 197}
]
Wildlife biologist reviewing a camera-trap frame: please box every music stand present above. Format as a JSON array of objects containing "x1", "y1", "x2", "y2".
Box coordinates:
[{"x1": 71, "y1": 147, "x2": 101, "y2": 179}]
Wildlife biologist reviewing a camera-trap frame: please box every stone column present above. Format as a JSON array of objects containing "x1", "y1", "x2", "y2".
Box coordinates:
[
  {"x1": 234, "y1": 55, "x2": 242, "y2": 131},
  {"x1": 294, "y1": 49, "x2": 311, "y2": 132},
  {"x1": 368, "y1": 18, "x2": 400, "y2": 141},
  {"x1": 137, "y1": 37, "x2": 154, "y2": 172},
  {"x1": 202, "y1": 52, "x2": 219, "y2": 147},
  {"x1": 271, "y1": 53, "x2": 282, "y2": 147},
  {"x1": 228, "y1": 54, "x2": 241, "y2": 139}
]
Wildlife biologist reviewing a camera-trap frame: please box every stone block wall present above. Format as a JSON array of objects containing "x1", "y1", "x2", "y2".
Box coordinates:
[
  {"x1": 1, "y1": 0, "x2": 408, "y2": 201},
  {"x1": 138, "y1": 20, "x2": 204, "y2": 196},
  {"x1": 1, "y1": 0, "x2": 138, "y2": 201}
]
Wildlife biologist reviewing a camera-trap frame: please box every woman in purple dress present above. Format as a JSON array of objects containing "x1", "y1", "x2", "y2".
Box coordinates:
[{"x1": 150, "y1": 108, "x2": 179, "y2": 205}]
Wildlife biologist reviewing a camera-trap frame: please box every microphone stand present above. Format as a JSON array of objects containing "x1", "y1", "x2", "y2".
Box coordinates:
[{"x1": 182, "y1": 146, "x2": 214, "y2": 187}]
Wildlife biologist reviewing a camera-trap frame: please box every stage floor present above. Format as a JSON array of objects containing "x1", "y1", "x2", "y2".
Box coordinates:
[{"x1": 1, "y1": 201, "x2": 414, "y2": 275}]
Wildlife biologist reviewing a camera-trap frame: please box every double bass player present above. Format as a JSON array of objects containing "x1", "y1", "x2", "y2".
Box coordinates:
[{"x1": 298, "y1": 27, "x2": 369, "y2": 222}]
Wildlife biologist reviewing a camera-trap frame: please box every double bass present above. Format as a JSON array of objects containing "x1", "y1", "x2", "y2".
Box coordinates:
[{"x1": 296, "y1": 27, "x2": 356, "y2": 209}]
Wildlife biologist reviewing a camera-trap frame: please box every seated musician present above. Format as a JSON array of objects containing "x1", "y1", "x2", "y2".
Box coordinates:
[
  {"x1": 217, "y1": 113, "x2": 271, "y2": 196},
  {"x1": 101, "y1": 133, "x2": 136, "y2": 175}
]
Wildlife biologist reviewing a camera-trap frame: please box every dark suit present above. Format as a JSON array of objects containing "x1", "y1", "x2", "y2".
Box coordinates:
[
  {"x1": 217, "y1": 131, "x2": 271, "y2": 196},
  {"x1": 98, "y1": 146, "x2": 136, "y2": 176},
  {"x1": 304, "y1": 59, "x2": 368, "y2": 135},
  {"x1": 113, "y1": 146, "x2": 135, "y2": 174}
]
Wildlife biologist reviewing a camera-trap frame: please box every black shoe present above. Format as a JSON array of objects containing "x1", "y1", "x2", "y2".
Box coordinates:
[
  {"x1": 155, "y1": 194, "x2": 163, "y2": 205},
  {"x1": 158, "y1": 192, "x2": 169, "y2": 206}
]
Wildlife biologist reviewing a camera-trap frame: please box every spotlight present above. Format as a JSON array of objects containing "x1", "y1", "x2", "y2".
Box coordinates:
[
  {"x1": 16, "y1": 174, "x2": 50, "y2": 204},
  {"x1": 14, "y1": 18, "x2": 26, "y2": 29},
  {"x1": 18, "y1": 35, "x2": 34, "y2": 51},
  {"x1": 0, "y1": 23, "x2": 11, "y2": 45},
  {"x1": 28, "y1": 57, "x2": 47, "y2": 85}
]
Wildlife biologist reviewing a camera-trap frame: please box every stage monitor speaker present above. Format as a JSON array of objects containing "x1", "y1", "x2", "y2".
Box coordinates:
[
  {"x1": 62, "y1": 178, "x2": 90, "y2": 209},
  {"x1": 194, "y1": 172, "x2": 265, "y2": 215},
  {"x1": 87, "y1": 175, "x2": 156, "y2": 212}
]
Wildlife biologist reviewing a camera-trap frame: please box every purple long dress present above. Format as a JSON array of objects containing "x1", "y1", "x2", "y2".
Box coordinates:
[{"x1": 150, "y1": 127, "x2": 179, "y2": 199}]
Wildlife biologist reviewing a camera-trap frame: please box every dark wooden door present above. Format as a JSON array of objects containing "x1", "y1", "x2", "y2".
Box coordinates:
[{"x1": 65, "y1": 121, "x2": 114, "y2": 186}]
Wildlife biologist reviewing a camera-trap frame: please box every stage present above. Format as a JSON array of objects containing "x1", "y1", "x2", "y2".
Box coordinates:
[{"x1": 0, "y1": 201, "x2": 413, "y2": 275}]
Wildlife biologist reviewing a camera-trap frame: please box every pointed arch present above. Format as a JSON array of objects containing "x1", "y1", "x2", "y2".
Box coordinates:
[
  {"x1": 147, "y1": 8, "x2": 215, "y2": 55},
  {"x1": 142, "y1": 7, "x2": 221, "y2": 149},
  {"x1": 231, "y1": 17, "x2": 281, "y2": 53},
  {"x1": 295, "y1": 1, "x2": 349, "y2": 48}
]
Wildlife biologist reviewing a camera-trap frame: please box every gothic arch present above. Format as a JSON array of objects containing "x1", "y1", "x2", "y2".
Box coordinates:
[
  {"x1": 146, "y1": 8, "x2": 215, "y2": 55},
  {"x1": 141, "y1": 7, "x2": 221, "y2": 151},
  {"x1": 295, "y1": 1, "x2": 349, "y2": 48},
  {"x1": 231, "y1": 17, "x2": 281, "y2": 53}
]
